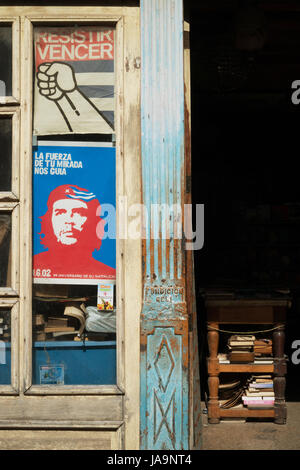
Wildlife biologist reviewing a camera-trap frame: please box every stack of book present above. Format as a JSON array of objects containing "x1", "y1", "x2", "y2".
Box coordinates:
[
  {"x1": 33, "y1": 313, "x2": 47, "y2": 341},
  {"x1": 242, "y1": 375, "x2": 274, "y2": 409},
  {"x1": 253, "y1": 338, "x2": 273, "y2": 364},
  {"x1": 44, "y1": 316, "x2": 76, "y2": 335},
  {"x1": 227, "y1": 335, "x2": 255, "y2": 362}
]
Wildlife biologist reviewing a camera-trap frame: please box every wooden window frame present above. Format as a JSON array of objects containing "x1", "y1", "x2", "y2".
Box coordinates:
[
  {"x1": 0, "y1": 5, "x2": 141, "y2": 447},
  {"x1": 0, "y1": 202, "x2": 19, "y2": 297}
]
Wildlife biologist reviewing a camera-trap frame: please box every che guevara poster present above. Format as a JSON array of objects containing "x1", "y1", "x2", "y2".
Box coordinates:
[
  {"x1": 33, "y1": 26, "x2": 115, "y2": 135},
  {"x1": 33, "y1": 141, "x2": 116, "y2": 284}
]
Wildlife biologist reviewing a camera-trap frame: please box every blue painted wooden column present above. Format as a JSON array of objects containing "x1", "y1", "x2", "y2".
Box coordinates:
[{"x1": 140, "y1": 0, "x2": 189, "y2": 450}]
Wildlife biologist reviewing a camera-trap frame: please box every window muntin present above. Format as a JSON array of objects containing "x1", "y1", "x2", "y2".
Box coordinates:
[
  {"x1": 0, "y1": 20, "x2": 19, "y2": 389},
  {"x1": 0, "y1": 213, "x2": 11, "y2": 287},
  {"x1": 0, "y1": 25, "x2": 12, "y2": 97}
]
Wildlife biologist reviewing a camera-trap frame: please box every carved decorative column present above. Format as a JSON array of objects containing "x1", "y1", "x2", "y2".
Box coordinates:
[{"x1": 140, "y1": 0, "x2": 190, "y2": 450}]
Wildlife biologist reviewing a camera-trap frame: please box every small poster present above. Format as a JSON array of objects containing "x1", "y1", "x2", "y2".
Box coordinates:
[
  {"x1": 40, "y1": 364, "x2": 64, "y2": 385},
  {"x1": 33, "y1": 26, "x2": 115, "y2": 135},
  {"x1": 97, "y1": 283, "x2": 114, "y2": 311},
  {"x1": 33, "y1": 141, "x2": 116, "y2": 284}
]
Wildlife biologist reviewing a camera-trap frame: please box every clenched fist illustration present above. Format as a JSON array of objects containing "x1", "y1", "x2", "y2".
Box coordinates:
[{"x1": 37, "y1": 62, "x2": 77, "y2": 101}]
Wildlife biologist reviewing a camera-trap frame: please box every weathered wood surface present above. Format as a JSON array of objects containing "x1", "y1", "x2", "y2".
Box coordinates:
[{"x1": 0, "y1": 429, "x2": 117, "y2": 450}]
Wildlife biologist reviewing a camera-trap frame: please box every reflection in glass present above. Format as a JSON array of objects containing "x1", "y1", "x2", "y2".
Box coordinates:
[
  {"x1": 32, "y1": 284, "x2": 116, "y2": 385},
  {"x1": 0, "y1": 26, "x2": 12, "y2": 96},
  {"x1": 0, "y1": 117, "x2": 12, "y2": 191},
  {"x1": 0, "y1": 213, "x2": 11, "y2": 287},
  {"x1": 0, "y1": 309, "x2": 11, "y2": 385}
]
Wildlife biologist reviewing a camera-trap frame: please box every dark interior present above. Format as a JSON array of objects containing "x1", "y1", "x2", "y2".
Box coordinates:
[{"x1": 190, "y1": 0, "x2": 300, "y2": 402}]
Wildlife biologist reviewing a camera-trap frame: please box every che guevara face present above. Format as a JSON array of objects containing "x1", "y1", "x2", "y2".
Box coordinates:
[{"x1": 51, "y1": 198, "x2": 88, "y2": 245}]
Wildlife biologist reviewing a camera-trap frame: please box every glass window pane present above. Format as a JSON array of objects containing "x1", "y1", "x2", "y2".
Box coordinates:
[
  {"x1": 0, "y1": 26, "x2": 12, "y2": 97},
  {"x1": 0, "y1": 213, "x2": 11, "y2": 287},
  {"x1": 32, "y1": 25, "x2": 117, "y2": 386},
  {"x1": 0, "y1": 117, "x2": 12, "y2": 192},
  {"x1": 0, "y1": 309, "x2": 11, "y2": 385}
]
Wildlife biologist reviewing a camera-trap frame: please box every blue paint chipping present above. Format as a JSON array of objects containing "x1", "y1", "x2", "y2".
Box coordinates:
[{"x1": 140, "y1": 0, "x2": 188, "y2": 450}]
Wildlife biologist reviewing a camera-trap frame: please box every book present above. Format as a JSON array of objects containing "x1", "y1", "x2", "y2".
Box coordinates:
[
  {"x1": 218, "y1": 353, "x2": 230, "y2": 363},
  {"x1": 242, "y1": 396, "x2": 265, "y2": 401},
  {"x1": 253, "y1": 358, "x2": 273, "y2": 364},
  {"x1": 219, "y1": 375, "x2": 249, "y2": 409},
  {"x1": 35, "y1": 302, "x2": 116, "y2": 339},
  {"x1": 52, "y1": 303, "x2": 86, "y2": 337},
  {"x1": 229, "y1": 335, "x2": 255, "y2": 343},
  {"x1": 219, "y1": 386, "x2": 245, "y2": 409},
  {"x1": 219, "y1": 377, "x2": 243, "y2": 400},
  {"x1": 229, "y1": 341, "x2": 255, "y2": 347},
  {"x1": 34, "y1": 332, "x2": 47, "y2": 341},
  {"x1": 227, "y1": 335, "x2": 256, "y2": 363},
  {"x1": 200, "y1": 289, "x2": 235, "y2": 298},
  {"x1": 252, "y1": 374, "x2": 272, "y2": 378},
  {"x1": 243, "y1": 399, "x2": 275, "y2": 405},
  {"x1": 247, "y1": 404, "x2": 274, "y2": 409},
  {"x1": 246, "y1": 386, "x2": 274, "y2": 393},
  {"x1": 254, "y1": 339, "x2": 273, "y2": 355},
  {"x1": 33, "y1": 285, "x2": 88, "y2": 303},
  {"x1": 245, "y1": 390, "x2": 274, "y2": 397},
  {"x1": 34, "y1": 332, "x2": 57, "y2": 341},
  {"x1": 0, "y1": 324, "x2": 10, "y2": 336},
  {"x1": 43, "y1": 313, "x2": 76, "y2": 334},
  {"x1": 255, "y1": 378, "x2": 273, "y2": 383},
  {"x1": 33, "y1": 284, "x2": 69, "y2": 299},
  {"x1": 44, "y1": 325, "x2": 76, "y2": 333}
]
